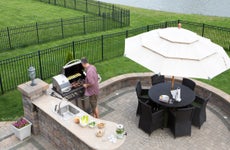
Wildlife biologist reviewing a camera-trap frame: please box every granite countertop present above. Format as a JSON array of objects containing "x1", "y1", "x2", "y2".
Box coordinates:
[{"x1": 32, "y1": 94, "x2": 126, "y2": 150}]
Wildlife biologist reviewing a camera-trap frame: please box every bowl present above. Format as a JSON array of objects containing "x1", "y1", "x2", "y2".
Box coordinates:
[
  {"x1": 88, "y1": 121, "x2": 96, "y2": 128},
  {"x1": 97, "y1": 123, "x2": 105, "y2": 129},
  {"x1": 95, "y1": 129, "x2": 104, "y2": 137},
  {"x1": 80, "y1": 120, "x2": 88, "y2": 127},
  {"x1": 79, "y1": 115, "x2": 89, "y2": 127}
]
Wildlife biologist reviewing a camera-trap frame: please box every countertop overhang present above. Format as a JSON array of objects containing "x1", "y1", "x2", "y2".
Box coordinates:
[{"x1": 32, "y1": 94, "x2": 125, "y2": 150}]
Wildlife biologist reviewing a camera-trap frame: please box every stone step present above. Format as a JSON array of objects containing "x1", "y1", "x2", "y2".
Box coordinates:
[{"x1": 0, "y1": 121, "x2": 14, "y2": 142}]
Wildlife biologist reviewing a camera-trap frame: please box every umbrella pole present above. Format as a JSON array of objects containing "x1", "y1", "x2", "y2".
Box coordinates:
[{"x1": 171, "y1": 76, "x2": 175, "y2": 90}]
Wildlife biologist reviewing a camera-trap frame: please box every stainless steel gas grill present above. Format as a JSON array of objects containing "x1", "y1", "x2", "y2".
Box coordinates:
[{"x1": 52, "y1": 60, "x2": 86, "y2": 101}]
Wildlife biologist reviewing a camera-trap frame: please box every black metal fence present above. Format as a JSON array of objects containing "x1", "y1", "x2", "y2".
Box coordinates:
[
  {"x1": 178, "y1": 20, "x2": 230, "y2": 51},
  {"x1": 0, "y1": 20, "x2": 229, "y2": 94},
  {"x1": 39, "y1": 0, "x2": 130, "y2": 27},
  {"x1": 0, "y1": 0, "x2": 130, "y2": 51}
]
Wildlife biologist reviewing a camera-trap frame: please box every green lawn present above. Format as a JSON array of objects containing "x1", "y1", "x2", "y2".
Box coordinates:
[
  {"x1": 0, "y1": 2, "x2": 230, "y2": 121},
  {"x1": 0, "y1": 57, "x2": 149, "y2": 120},
  {"x1": 0, "y1": 90, "x2": 22, "y2": 121},
  {"x1": 0, "y1": 0, "x2": 87, "y2": 28},
  {"x1": 124, "y1": 5, "x2": 230, "y2": 28},
  {"x1": 0, "y1": 0, "x2": 118, "y2": 52},
  {"x1": 1, "y1": 4, "x2": 230, "y2": 60},
  {"x1": 95, "y1": 57, "x2": 149, "y2": 81}
]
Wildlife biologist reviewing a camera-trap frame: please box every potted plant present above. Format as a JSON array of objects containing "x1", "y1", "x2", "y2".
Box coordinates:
[{"x1": 11, "y1": 117, "x2": 32, "y2": 140}]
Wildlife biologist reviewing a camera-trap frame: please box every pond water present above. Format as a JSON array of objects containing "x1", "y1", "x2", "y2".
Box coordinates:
[{"x1": 100, "y1": 0, "x2": 230, "y2": 17}]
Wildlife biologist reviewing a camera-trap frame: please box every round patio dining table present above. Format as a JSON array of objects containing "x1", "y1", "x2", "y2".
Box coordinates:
[{"x1": 148, "y1": 82, "x2": 195, "y2": 108}]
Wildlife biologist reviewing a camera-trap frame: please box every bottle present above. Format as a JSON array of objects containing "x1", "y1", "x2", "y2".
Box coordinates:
[{"x1": 176, "y1": 87, "x2": 181, "y2": 102}]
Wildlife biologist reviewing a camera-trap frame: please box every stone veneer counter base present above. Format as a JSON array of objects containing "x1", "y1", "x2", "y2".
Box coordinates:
[{"x1": 32, "y1": 95, "x2": 125, "y2": 150}]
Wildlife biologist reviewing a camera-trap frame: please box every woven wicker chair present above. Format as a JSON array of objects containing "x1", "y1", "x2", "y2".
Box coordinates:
[
  {"x1": 192, "y1": 94, "x2": 212, "y2": 129},
  {"x1": 138, "y1": 100, "x2": 164, "y2": 135},
  {"x1": 168, "y1": 106, "x2": 194, "y2": 138},
  {"x1": 182, "y1": 78, "x2": 196, "y2": 91},
  {"x1": 151, "y1": 74, "x2": 165, "y2": 86},
  {"x1": 135, "y1": 81, "x2": 149, "y2": 115}
]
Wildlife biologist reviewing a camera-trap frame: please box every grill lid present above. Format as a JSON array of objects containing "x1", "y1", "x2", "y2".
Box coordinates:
[{"x1": 62, "y1": 59, "x2": 86, "y2": 83}]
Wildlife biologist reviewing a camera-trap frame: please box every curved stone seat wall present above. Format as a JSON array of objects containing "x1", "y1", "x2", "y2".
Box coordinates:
[{"x1": 99, "y1": 72, "x2": 230, "y2": 128}]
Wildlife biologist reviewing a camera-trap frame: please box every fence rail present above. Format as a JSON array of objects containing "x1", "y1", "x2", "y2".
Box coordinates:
[
  {"x1": 0, "y1": 0, "x2": 130, "y2": 51},
  {"x1": 178, "y1": 20, "x2": 230, "y2": 50},
  {"x1": 39, "y1": 0, "x2": 130, "y2": 27},
  {"x1": 0, "y1": 20, "x2": 229, "y2": 94}
]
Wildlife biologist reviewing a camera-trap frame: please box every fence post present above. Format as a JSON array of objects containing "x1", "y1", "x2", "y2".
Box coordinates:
[
  {"x1": 112, "y1": 5, "x2": 115, "y2": 21},
  {"x1": 0, "y1": 74, "x2": 4, "y2": 94},
  {"x1": 64, "y1": 0, "x2": 66, "y2": 7},
  {"x1": 147, "y1": 25, "x2": 150, "y2": 31},
  {"x1": 120, "y1": 10, "x2": 123, "y2": 28},
  {"x1": 54, "y1": 0, "x2": 56, "y2": 5},
  {"x1": 126, "y1": 30, "x2": 128, "y2": 38},
  {"x1": 124, "y1": 10, "x2": 127, "y2": 27},
  {"x1": 101, "y1": 35, "x2": 104, "y2": 61},
  {"x1": 35, "y1": 22, "x2": 40, "y2": 44},
  {"x1": 165, "y1": 22, "x2": 168, "y2": 28},
  {"x1": 48, "y1": 0, "x2": 50, "y2": 4},
  {"x1": 102, "y1": 13, "x2": 106, "y2": 31},
  {"x1": 74, "y1": 0, "x2": 76, "y2": 9},
  {"x1": 98, "y1": 1, "x2": 101, "y2": 16},
  {"x1": 38, "y1": 50, "x2": 43, "y2": 80},
  {"x1": 72, "y1": 41, "x2": 76, "y2": 59},
  {"x1": 6, "y1": 27, "x2": 12, "y2": 49},
  {"x1": 128, "y1": 10, "x2": 130, "y2": 26},
  {"x1": 86, "y1": 0, "x2": 88, "y2": 13},
  {"x1": 83, "y1": 15, "x2": 86, "y2": 34},
  {"x1": 202, "y1": 23, "x2": 205, "y2": 37},
  {"x1": 61, "y1": 18, "x2": 64, "y2": 38}
]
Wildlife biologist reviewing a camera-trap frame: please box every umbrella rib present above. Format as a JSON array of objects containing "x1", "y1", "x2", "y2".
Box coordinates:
[
  {"x1": 142, "y1": 45, "x2": 201, "y2": 61},
  {"x1": 222, "y1": 56, "x2": 229, "y2": 69},
  {"x1": 160, "y1": 37, "x2": 198, "y2": 44}
]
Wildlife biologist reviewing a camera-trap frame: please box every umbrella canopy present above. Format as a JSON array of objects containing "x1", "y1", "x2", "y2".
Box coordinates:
[{"x1": 124, "y1": 27, "x2": 230, "y2": 79}]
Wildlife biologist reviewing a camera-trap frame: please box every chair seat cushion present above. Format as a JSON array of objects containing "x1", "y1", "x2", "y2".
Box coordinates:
[
  {"x1": 192, "y1": 102, "x2": 202, "y2": 108},
  {"x1": 140, "y1": 94, "x2": 149, "y2": 99}
]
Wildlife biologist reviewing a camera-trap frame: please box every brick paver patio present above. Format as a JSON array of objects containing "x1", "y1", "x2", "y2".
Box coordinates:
[
  {"x1": 99, "y1": 87, "x2": 230, "y2": 150},
  {"x1": 0, "y1": 87, "x2": 229, "y2": 150}
]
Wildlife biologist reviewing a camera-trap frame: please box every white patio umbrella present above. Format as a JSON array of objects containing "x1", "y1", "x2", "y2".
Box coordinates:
[{"x1": 124, "y1": 27, "x2": 230, "y2": 88}]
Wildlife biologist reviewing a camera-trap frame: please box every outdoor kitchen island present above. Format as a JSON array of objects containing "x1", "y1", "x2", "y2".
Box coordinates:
[{"x1": 18, "y1": 79, "x2": 126, "y2": 150}]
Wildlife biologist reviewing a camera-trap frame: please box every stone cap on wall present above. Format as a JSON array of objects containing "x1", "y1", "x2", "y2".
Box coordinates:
[
  {"x1": 18, "y1": 78, "x2": 49, "y2": 100},
  {"x1": 99, "y1": 72, "x2": 230, "y2": 105}
]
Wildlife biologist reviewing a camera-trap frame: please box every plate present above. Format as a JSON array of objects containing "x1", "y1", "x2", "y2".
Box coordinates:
[{"x1": 159, "y1": 95, "x2": 169, "y2": 103}]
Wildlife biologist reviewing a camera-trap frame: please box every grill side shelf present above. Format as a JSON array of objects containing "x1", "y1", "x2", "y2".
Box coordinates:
[{"x1": 52, "y1": 86, "x2": 84, "y2": 97}]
